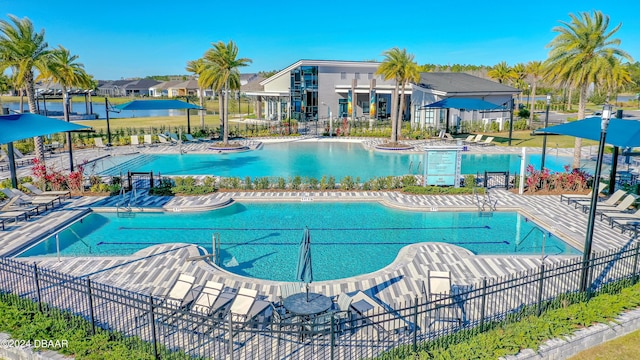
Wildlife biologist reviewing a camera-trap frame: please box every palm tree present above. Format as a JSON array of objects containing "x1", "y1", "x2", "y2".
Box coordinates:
[
  {"x1": 376, "y1": 48, "x2": 419, "y2": 143},
  {"x1": 186, "y1": 58, "x2": 207, "y2": 127},
  {"x1": 40, "y1": 46, "x2": 91, "y2": 165},
  {"x1": 201, "y1": 41, "x2": 251, "y2": 144},
  {"x1": 545, "y1": 11, "x2": 633, "y2": 168},
  {"x1": 487, "y1": 61, "x2": 515, "y2": 84},
  {"x1": 0, "y1": 15, "x2": 51, "y2": 161},
  {"x1": 600, "y1": 56, "x2": 633, "y2": 101},
  {"x1": 512, "y1": 63, "x2": 527, "y2": 107},
  {"x1": 525, "y1": 61, "x2": 545, "y2": 126},
  {"x1": 0, "y1": 72, "x2": 11, "y2": 108}
]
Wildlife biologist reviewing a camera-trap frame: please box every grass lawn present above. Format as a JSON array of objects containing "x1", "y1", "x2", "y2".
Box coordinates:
[
  {"x1": 455, "y1": 130, "x2": 598, "y2": 148},
  {"x1": 568, "y1": 328, "x2": 640, "y2": 360},
  {"x1": 76, "y1": 115, "x2": 222, "y2": 131}
]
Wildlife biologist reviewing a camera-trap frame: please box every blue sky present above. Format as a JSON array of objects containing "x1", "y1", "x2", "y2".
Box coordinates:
[{"x1": 2, "y1": 0, "x2": 638, "y2": 80}]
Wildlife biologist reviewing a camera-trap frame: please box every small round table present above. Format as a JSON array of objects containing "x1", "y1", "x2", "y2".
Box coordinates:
[{"x1": 283, "y1": 292, "x2": 332, "y2": 316}]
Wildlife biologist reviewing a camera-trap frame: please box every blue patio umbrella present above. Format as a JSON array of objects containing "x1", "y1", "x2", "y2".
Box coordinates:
[
  {"x1": 537, "y1": 116, "x2": 640, "y2": 148},
  {"x1": 296, "y1": 226, "x2": 313, "y2": 301},
  {"x1": 0, "y1": 113, "x2": 92, "y2": 188}
]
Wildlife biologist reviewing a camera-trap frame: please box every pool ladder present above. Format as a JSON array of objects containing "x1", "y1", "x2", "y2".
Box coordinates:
[
  {"x1": 408, "y1": 161, "x2": 422, "y2": 174},
  {"x1": 474, "y1": 187, "x2": 497, "y2": 214},
  {"x1": 516, "y1": 226, "x2": 548, "y2": 261},
  {"x1": 116, "y1": 181, "x2": 139, "y2": 217}
]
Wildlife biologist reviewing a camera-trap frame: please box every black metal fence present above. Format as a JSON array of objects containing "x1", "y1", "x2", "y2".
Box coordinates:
[{"x1": 1, "y1": 242, "x2": 639, "y2": 359}]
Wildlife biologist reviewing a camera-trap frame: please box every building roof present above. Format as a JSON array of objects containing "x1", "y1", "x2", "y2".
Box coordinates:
[
  {"x1": 150, "y1": 80, "x2": 185, "y2": 90},
  {"x1": 124, "y1": 78, "x2": 161, "y2": 90},
  {"x1": 171, "y1": 79, "x2": 200, "y2": 90},
  {"x1": 416, "y1": 72, "x2": 520, "y2": 95},
  {"x1": 260, "y1": 59, "x2": 381, "y2": 86},
  {"x1": 241, "y1": 75, "x2": 265, "y2": 92}
]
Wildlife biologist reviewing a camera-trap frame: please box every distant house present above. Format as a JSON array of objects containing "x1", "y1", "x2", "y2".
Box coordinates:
[
  {"x1": 149, "y1": 80, "x2": 184, "y2": 97},
  {"x1": 167, "y1": 79, "x2": 200, "y2": 98},
  {"x1": 123, "y1": 78, "x2": 161, "y2": 97},
  {"x1": 96, "y1": 80, "x2": 134, "y2": 97},
  {"x1": 411, "y1": 73, "x2": 520, "y2": 132}
]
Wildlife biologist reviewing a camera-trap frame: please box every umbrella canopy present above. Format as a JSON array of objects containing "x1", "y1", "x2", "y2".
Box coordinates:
[
  {"x1": 421, "y1": 98, "x2": 504, "y2": 111},
  {"x1": 114, "y1": 99, "x2": 202, "y2": 111},
  {"x1": 296, "y1": 227, "x2": 313, "y2": 286},
  {"x1": 0, "y1": 113, "x2": 91, "y2": 144},
  {"x1": 537, "y1": 117, "x2": 640, "y2": 148}
]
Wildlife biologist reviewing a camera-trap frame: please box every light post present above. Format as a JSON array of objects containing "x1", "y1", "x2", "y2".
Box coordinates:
[
  {"x1": 580, "y1": 103, "x2": 612, "y2": 293},
  {"x1": 321, "y1": 102, "x2": 332, "y2": 137},
  {"x1": 540, "y1": 94, "x2": 552, "y2": 170}
]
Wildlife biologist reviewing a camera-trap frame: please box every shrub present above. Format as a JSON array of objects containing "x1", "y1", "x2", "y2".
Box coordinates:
[
  {"x1": 291, "y1": 176, "x2": 302, "y2": 190},
  {"x1": 341, "y1": 176, "x2": 356, "y2": 190}
]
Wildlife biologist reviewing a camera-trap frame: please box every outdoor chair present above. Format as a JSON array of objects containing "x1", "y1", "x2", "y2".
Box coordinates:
[
  {"x1": 135, "y1": 273, "x2": 196, "y2": 326},
  {"x1": 594, "y1": 194, "x2": 638, "y2": 219},
  {"x1": 183, "y1": 134, "x2": 201, "y2": 143},
  {"x1": 573, "y1": 189, "x2": 627, "y2": 211},
  {"x1": 0, "y1": 209, "x2": 31, "y2": 226},
  {"x1": 0, "y1": 188, "x2": 60, "y2": 212},
  {"x1": 279, "y1": 283, "x2": 304, "y2": 305},
  {"x1": 560, "y1": 182, "x2": 607, "y2": 205},
  {"x1": 143, "y1": 134, "x2": 157, "y2": 147},
  {"x1": 423, "y1": 270, "x2": 461, "y2": 328},
  {"x1": 157, "y1": 134, "x2": 174, "y2": 146},
  {"x1": 612, "y1": 217, "x2": 640, "y2": 234},
  {"x1": 168, "y1": 133, "x2": 180, "y2": 143},
  {"x1": 12, "y1": 148, "x2": 37, "y2": 165},
  {"x1": 94, "y1": 137, "x2": 111, "y2": 150},
  {"x1": 348, "y1": 290, "x2": 408, "y2": 339},
  {"x1": 461, "y1": 135, "x2": 475, "y2": 143},
  {"x1": 189, "y1": 281, "x2": 234, "y2": 317},
  {"x1": 605, "y1": 208, "x2": 640, "y2": 228},
  {"x1": 130, "y1": 135, "x2": 144, "y2": 148},
  {"x1": 23, "y1": 183, "x2": 70, "y2": 199},
  {"x1": 442, "y1": 132, "x2": 457, "y2": 143},
  {"x1": 228, "y1": 287, "x2": 271, "y2": 328},
  {"x1": 479, "y1": 136, "x2": 495, "y2": 146}
]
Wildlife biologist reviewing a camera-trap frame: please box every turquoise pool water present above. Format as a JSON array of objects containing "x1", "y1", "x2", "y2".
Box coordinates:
[
  {"x1": 20, "y1": 202, "x2": 580, "y2": 281},
  {"x1": 89, "y1": 142, "x2": 590, "y2": 179}
]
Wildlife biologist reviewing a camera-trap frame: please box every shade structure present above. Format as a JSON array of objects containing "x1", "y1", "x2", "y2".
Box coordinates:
[
  {"x1": 537, "y1": 117, "x2": 640, "y2": 148},
  {"x1": 0, "y1": 113, "x2": 91, "y2": 144},
  {"x1": 421, "y1": 98, "x2": 504, "y2": 111},
  {"x1": 114, "y1": 99, "x2": 202, "y2": 111},
  {"x1": 296, "y1": 227, "x2": 313, "y2": 301}
]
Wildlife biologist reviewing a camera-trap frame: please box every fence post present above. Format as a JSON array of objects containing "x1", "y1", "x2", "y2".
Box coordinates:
[
  {"x1": 412, "y1": 297, "x2": 418, "y2": 353},
  {"x1": 32, "y1": 263, "x2": 43, "y2": 313},
  {"x1": 479, "y1": 278, "x2": 487, "y2": 332},
  {"x1": 633, "y1": 242, "x2": 640, "y2": 285},
  {"x1": 228, "y1": 316, "x2": 234, "y2": 360},
  {"x1": 330, "y1": 313, "x2": 335, "y2": 360},
  {"x1": 505, "y1": 171, "x2": 510, "y2": 190},
  {"x1": 586, "y1": 253, "x2": 595, "y2": 299},
  {"x1": 147, "y1": 295, "x2": 159, "y2": 360},
  {"x1": 536, "y1": 264, "x2": 545, "y2": 316},
  {"x1": 484, "y1": 171, "x2": 488, "y2": 188},
  {"x1": 86, "y1": 278, "x2": 96, "y2": 335}
]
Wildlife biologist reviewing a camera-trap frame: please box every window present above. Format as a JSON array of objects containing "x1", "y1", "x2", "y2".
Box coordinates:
[
  {"x1": 355, "y1": 72, "x2": 360, "y2": 80},
  {"x1": 340, "y1": 72, "x2": 346, "y2": 80},
  {"x1": 425, "y1": 109, "x2": 435, "y2": 125},
  {"x1": 368, "y1": 73, "x2": 373, "y2": 80}
]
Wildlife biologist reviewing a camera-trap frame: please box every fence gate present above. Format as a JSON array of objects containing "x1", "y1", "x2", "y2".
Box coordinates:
[
  {"x1": 483, "y1": 171, "x2": 510, "y2": 189},
  {"x1": 127, "y1": 171, "x2": 155, "y2": 191}
]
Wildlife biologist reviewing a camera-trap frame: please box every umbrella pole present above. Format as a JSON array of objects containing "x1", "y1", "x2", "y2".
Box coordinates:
[{"x1": 306, "y1": 283, "x2": 309, "y2": 302}]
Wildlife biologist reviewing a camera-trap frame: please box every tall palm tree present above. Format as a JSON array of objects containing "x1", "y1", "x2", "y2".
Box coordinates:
[
  {"x1": 487, "y1": 61, "x2": 515, "y2": 84},
  {"x1": 545, "y1": 11, "x2": 633, "y2": 168},
  {"x1": 512, "y1": 63, "x2": 527, "y2": 107},
  {"x1": 40, "y1": 46, "x2": 91, "y2": 165},
  {"x1": 0, "y1": 15, "x2": 51, "y2": 161},
  {"x1": 186, "y1": 58, "x2": 207, "y2": 127},
  {"x1": 201, "y1": 41, "x2": 251, "y2": 144},
  {"x1": 600, "y1": 56, "x2": 633, "y2": 101},
  {"x1": 525, "y1": 61, "x2": 545, "y2": 126},
  {"x1": 376, "y1": 48, "x2": 419, "y2": 143}
]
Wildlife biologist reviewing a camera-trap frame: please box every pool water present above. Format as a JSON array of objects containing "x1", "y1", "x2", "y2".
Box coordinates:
[
  {"x1": 88, "y1": 142, "x2": 590, "y2": 179},
  {"x1": 20, "y1": 202, "x2": 580, "y2": 281}
]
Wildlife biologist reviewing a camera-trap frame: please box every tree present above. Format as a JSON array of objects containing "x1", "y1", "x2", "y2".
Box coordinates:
[
  {"x1": 545, "y1": 11, "x2": 633, "y2": 169},
  {"x1": 186, "y1": 58, "x2": 207, "y2": 128},
  {"x1": 0, "y1": 72, "x2": 11, "y2": 107},
  {"x1": 201, "y1": 41, "x2": 251, "y2": 144},
  {"x1": 600, "y1": 56, "x2": 633, "y2": 101},
  {"x1": 376, "y1": 48, "x2": 419, "y2": 143},
  {"x1": 525, "y1": 61, "x2": 545, "y2": 126},
  {"x1": 487, "y1": 61, "x2": 515, "y2": 84},
  {"x1": 0, "y1": 15, "x2": 51, "y2": 162}
]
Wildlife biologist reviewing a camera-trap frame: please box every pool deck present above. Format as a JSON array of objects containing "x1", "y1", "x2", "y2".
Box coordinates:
[{"x1": 0, "y1": 173, "x2": 635, "y2": 307}]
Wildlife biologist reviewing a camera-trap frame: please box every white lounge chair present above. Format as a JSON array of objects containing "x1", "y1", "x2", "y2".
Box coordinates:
[
  {"x1": 190, "y1": 281, "x2": 234, "y2": 316},
  {"x1": 143, "y1": 134, "x2": 157, "y2": 147},
  {"x1": 160, "y1": 273, "x2": 196, "y2": 308},
  {"x1": 604, "y1": 208, "x2": 640, "y2": 227},
  {"x1": 0, "y1": 188, "x2": 60, "y2": 211},
  {"x1": 228, "y1": 287, "x2": 270, "y2": 326},
  {"x1": 560, "y1": 183, "x2": 607, "y2": 204},
  {"x1": 23, "y1": 183, "x2": 70, "y2": 199},
  {"x1": 422, "y1": 270, "x2": 461, "y2": 326},
  {"x1": 94, "y1": 137, "x2": 111, "y2": 150},
  {"x1": 464, "y1": 134, "x2": 483, "y2": 144},
  {"x1": 157, "y1": 134, "x2": 175, "y2": 146},
  {"x1": 131, "y1": 135, "x2": 143, "y2": 148},
  {"x1": 348, "y1": 290, "x2": 408, "y2": 337},
  {"x1": 594, "y1": 194, "x2": 638, "y2": 219},
  {"x1": 479, "y1": 136, "x2": 495, "y2": 146},
  {"x1": 574, "y1": 189, "x2": 627, "y2": 211}
]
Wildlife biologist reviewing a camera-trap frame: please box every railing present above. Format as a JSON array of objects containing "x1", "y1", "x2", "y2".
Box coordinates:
[{"x1": 1, "y1": 242, "x2": 639, "y2": 359}]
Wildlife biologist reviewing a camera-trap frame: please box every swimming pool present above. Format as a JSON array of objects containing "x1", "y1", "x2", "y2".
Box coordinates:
[
  {"x1": 88, "y1": 142, "x2": 591, "y2": 179},
  {"x1": 19, "y1": 202, "x2": 580, "y2": 281}
]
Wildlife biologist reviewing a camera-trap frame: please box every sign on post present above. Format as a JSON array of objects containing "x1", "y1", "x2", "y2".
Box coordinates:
[{"x1": 423, "y1": 146, "x2": 462, "y2": 187}]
